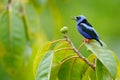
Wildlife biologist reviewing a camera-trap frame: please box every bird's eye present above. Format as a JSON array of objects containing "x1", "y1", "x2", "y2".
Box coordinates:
[
  {"x1": 76, "y1": 17, "x2": 80, "y2": 20},
  {"x1": 76, "y1": 17, "x2": 79, "y2": 19}
]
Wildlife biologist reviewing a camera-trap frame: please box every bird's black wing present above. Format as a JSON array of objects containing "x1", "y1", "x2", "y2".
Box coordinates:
[
  {"x1": 79, "y1": 23, "x2": 98, "y2": 39},
  {"x1": 81, "y1": 19, "x2": 93, "y2": 27}
]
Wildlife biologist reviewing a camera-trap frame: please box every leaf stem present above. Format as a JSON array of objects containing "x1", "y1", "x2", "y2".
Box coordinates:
[{"x1": 64, "y1": 35, "x2": 95, "y2": 70}]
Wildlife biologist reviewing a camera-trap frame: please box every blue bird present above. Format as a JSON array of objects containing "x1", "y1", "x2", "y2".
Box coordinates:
[{"x1": 73, "y1": 15, "x2": 103, "y2": 46}]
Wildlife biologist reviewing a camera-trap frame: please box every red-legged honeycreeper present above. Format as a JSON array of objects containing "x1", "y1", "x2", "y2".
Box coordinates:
[{"x1": 73, "y1": 15, "x2": 103, "y2": 46}]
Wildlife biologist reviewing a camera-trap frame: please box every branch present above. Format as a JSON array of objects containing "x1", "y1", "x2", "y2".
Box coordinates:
[{"x1": 64, "y1": 35, "x2": 95, "y2": 70}]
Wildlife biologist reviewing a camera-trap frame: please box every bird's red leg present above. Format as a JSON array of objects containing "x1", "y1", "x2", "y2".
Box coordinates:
[{"x1": 84, "y1": 38, "x2": 90, "y2": 44}]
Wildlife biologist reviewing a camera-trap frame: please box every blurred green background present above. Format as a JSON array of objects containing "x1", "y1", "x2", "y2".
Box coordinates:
[{"x1": 0, "y1": 0, "x2": 120, "y2": 80}]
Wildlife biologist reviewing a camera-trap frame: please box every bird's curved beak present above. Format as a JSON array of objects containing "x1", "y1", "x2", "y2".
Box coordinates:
[{"x1": 72, "y1": 17, "x2": 77, "y2": 21}]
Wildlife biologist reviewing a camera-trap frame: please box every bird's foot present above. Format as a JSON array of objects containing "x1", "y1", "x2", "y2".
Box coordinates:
[{"x1": 83, "y1": 38, "x2": 90, "y2": 44}]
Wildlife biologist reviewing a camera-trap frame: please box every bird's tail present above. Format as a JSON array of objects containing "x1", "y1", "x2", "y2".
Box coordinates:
[{"x1": 95, "y1": 39, "x2": 103, "y2": 46}]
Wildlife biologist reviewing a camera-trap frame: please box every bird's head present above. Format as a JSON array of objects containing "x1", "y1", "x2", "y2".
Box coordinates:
[{"x1": 73, "y1": 15, "x2": 86, "y2": 23}]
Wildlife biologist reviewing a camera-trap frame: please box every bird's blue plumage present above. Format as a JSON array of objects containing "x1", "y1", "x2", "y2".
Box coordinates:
[{"x1": 74, "y1": 15, "x2": 103, "y2": 46}]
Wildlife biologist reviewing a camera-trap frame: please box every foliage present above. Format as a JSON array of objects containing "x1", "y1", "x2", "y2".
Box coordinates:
[
  {"x1": 0, "y1": 0, "x2": 46, "y2": 80},
  {"x1": 34, "y1": 30, "x2": 120, "y2": 80}
]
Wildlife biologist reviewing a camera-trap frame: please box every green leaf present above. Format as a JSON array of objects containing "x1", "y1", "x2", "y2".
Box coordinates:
[
  {"x1": 56, "y1": 56, "x2": 96, "y2": 80},
  {"x1": 96, "y1": 60, "x2": 112, "y2": 80},
  {"x1": 33, "y1": 42, "x2": 52, "y2": 77},
  {"x1": 53, "y1": 41, "x2": 74, "y2": 63},
  {"x1": 57, "y1": 56, "x2": 89, "y2": 80},
  {"x1": 85, "y1": 40, "x2": 117, "y2": 78},
  {"x1": 50, "y1": 62, "x2": 60, "y2": 80},
  {"x1": 0, "y1": 64, "x2": 11, "y2": 80},
  {"x1": 29, "y1": 0, "x2": 48, "y2": 12},
  {"x1": 50, "y1": 41, "x2": 74, "y2": 80},
  {"x1": 57, "y1": 55, "x2": 96, "y2": 80},
  {"x1": 81, "y1": 54, "x2": 96, "y2": 80},
  {"x1": 21, "y1": 2, "x2": 41, "y2": 40},
  {"x1": 0, "y1": 3, "x2": 27, "y2": 75},
  {"x1": 36, "y1": 50, "x2": 54, "y2": 80},
  {"x1": 116, "y1": 63, "x2": 120, "y2": 80},
  {"x1": 50, "y1": 41, "x2": 96, "y2": 80},
  {"x1": 60, "y1": 54, "x2": 96, "y2": 80},
  {"x1": 89, "y1": 68, "x2": 96, "y2": 80},
  {"x1": 71, "y1": 58, "x2": 86, "y2": 80}
]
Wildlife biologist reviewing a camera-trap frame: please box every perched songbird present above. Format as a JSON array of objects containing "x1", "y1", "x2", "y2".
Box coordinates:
[{"x1": 73, "y1": 15, "x2": 103, "y2": 46}]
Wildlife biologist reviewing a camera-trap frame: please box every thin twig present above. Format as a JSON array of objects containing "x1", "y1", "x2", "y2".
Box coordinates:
[
  {"x1": 51, "y1": 39, "x2": 66, "y2": 44},
  {"x1": 64, "y1": 35, "x2": 95, "y2": 70},
  {"x1": 60, "y1": 56, "x2": 79, "y2": 65},
  {"x1": 78, "y1": 41, "x2": 85, "y2": 51},
  {"x1": 54, "y1": 48, "x2": 73, "y2": 53}
]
